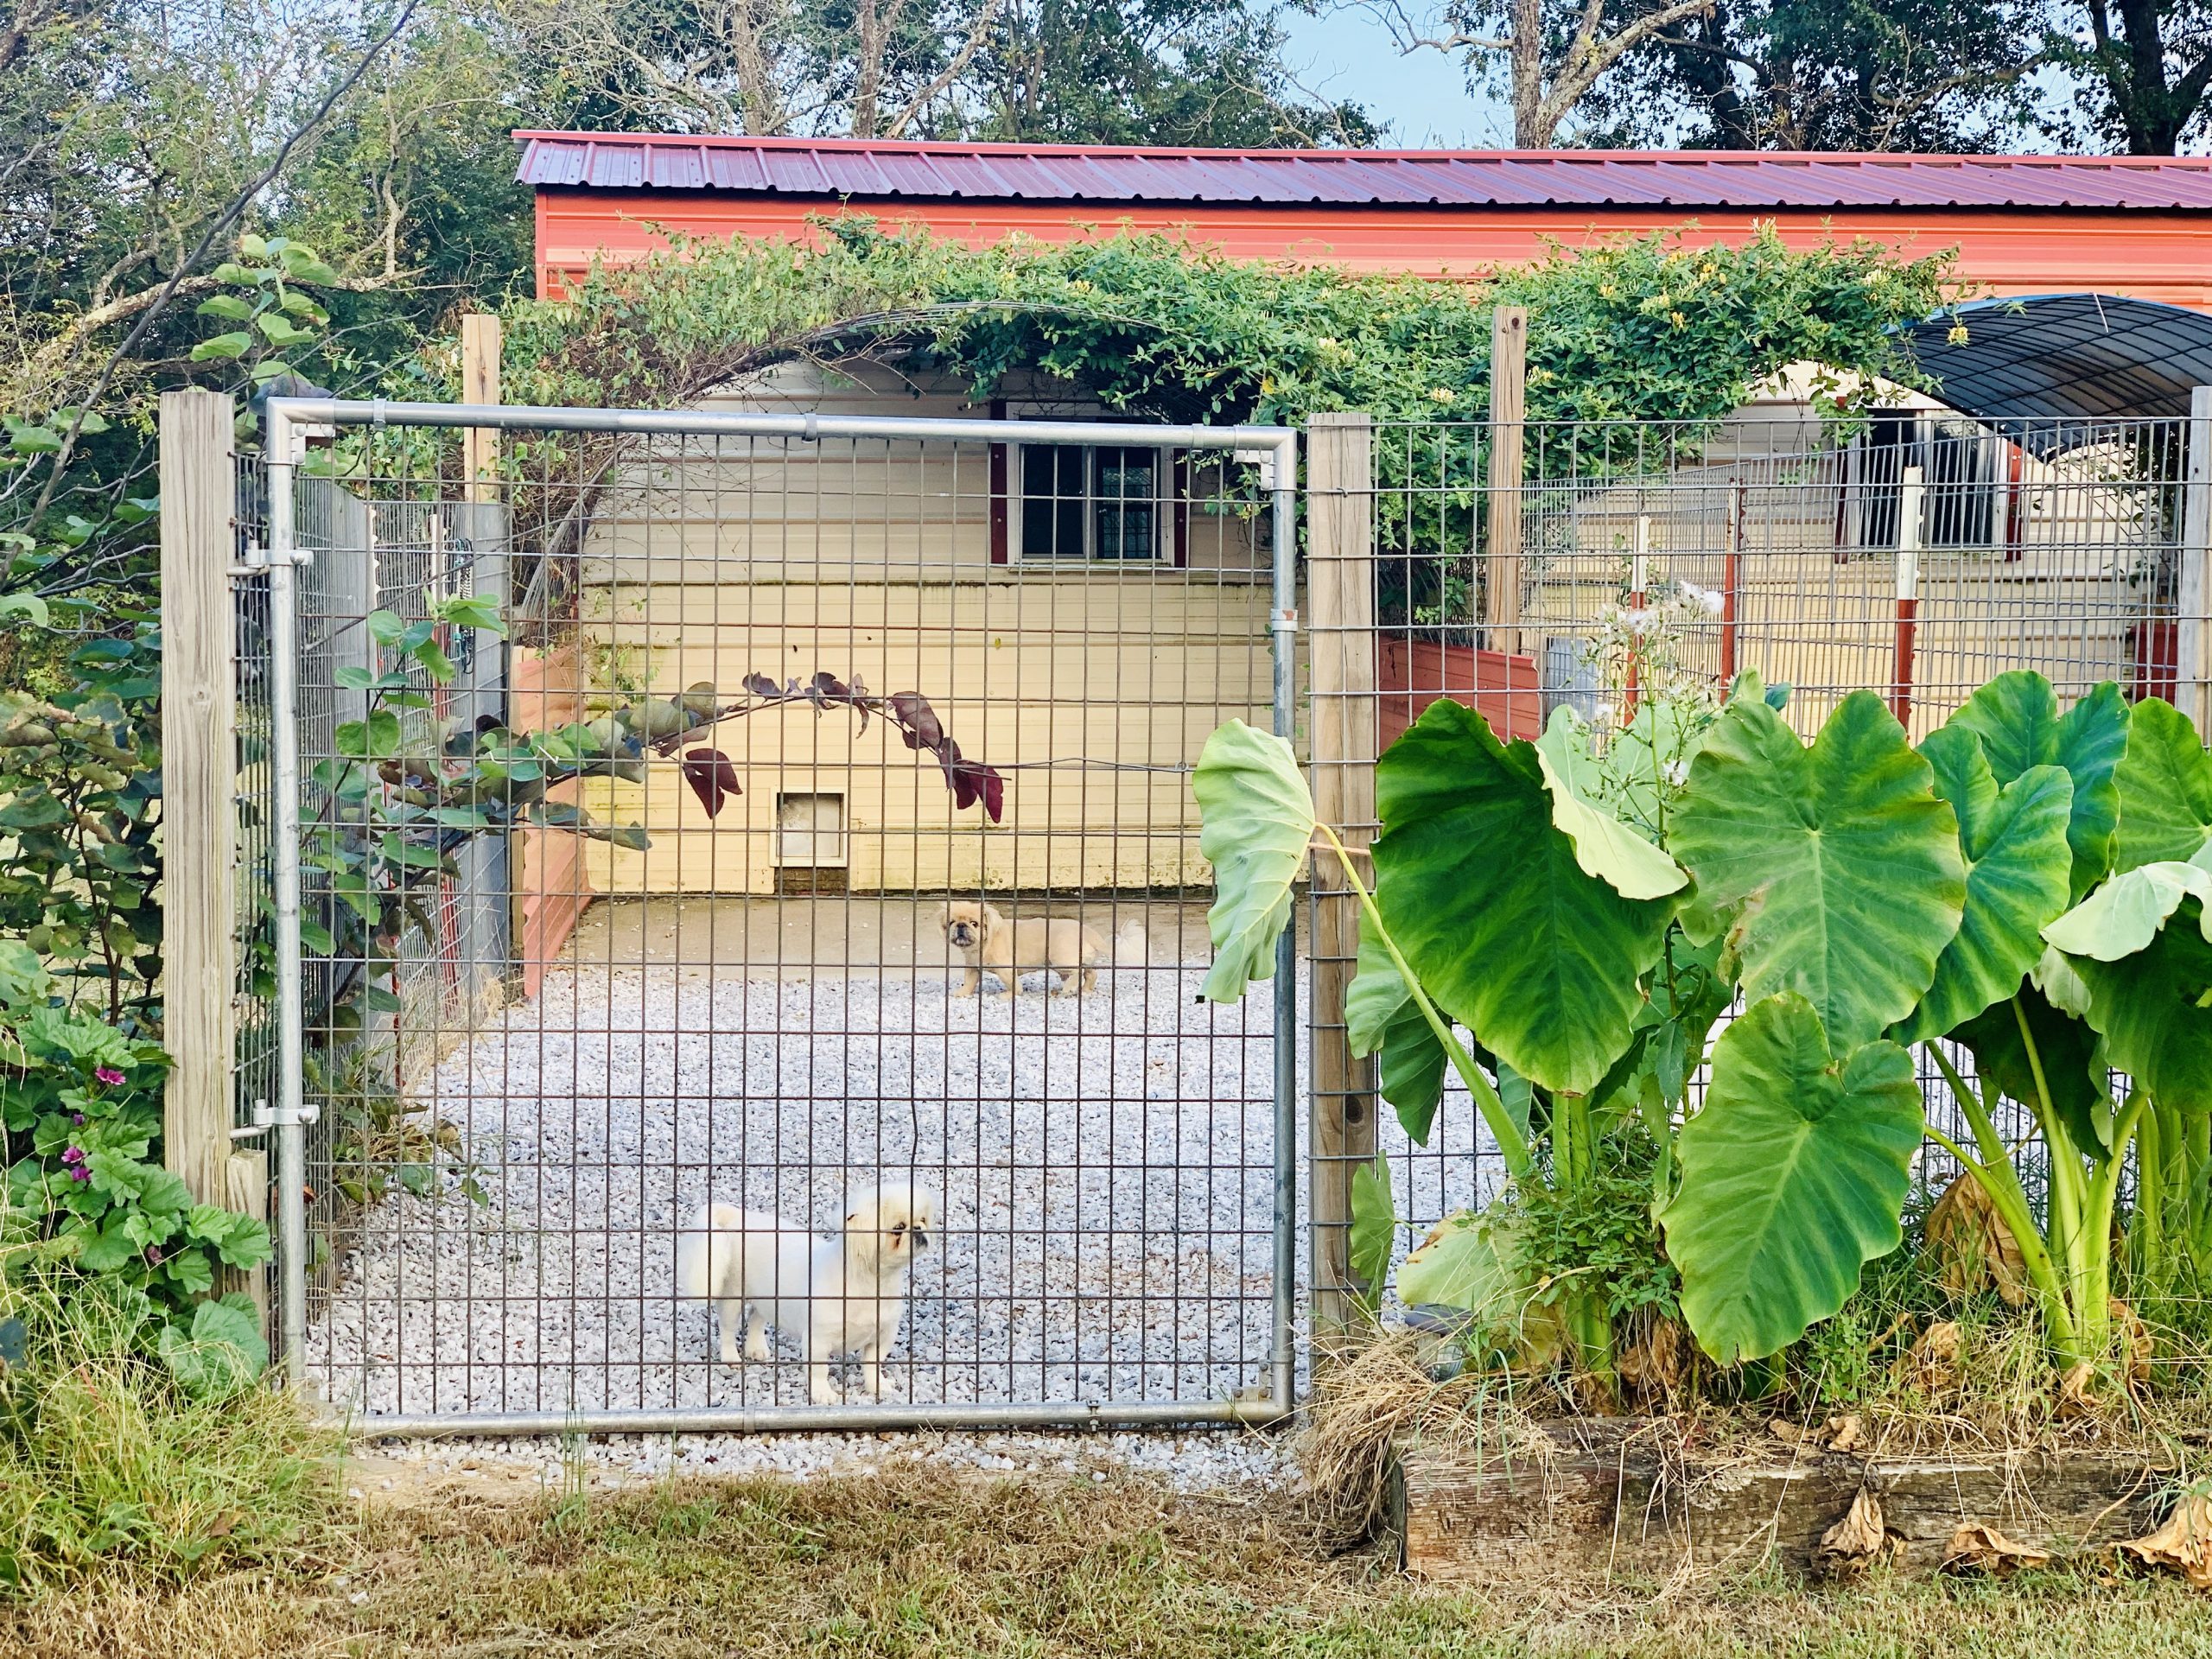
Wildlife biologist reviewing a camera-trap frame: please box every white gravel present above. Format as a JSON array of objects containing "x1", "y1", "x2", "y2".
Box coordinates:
[
  {"x1": 362, "y1": 1427, "x2": 1300, "y2": 1494},
  {"x1": 305, "y1": 953, "x2": 1496, "y2": 1482}
]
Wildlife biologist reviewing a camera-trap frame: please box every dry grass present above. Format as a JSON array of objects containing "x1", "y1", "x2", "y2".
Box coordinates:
[
  {"x1": 1297, "y1": 1330, "x2": 1556, "y2": 1547},
  {"x1": 8, "y1": 1466, "x2": 2212, "y2": 1658}
]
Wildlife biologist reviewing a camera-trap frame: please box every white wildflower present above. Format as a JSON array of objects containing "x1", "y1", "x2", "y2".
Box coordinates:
[{"x1": 1677, "y1": 580, "x2": 1726, "y2": 617}]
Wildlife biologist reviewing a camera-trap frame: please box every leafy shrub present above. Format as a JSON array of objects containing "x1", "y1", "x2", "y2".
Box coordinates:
[
  {"x1": 1197, "y1": 669, "x2": 2212, "y2": 1401},
  {"x1": 2, "y1": 986, "x2": 271, "y2": 1349}
]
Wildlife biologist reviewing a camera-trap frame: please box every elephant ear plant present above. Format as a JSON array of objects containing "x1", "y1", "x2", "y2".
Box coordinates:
[{"x1": 1195, "y1": 669, "x2": 2208, "y2": 1392}]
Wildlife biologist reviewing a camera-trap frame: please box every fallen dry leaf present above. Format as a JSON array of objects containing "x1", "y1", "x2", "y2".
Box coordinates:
[
  {"x1": 1908, "y1": 1319, "x2": 1962, "y2": 1390},
  {"x1": 2057, "y1": 1360, "x2": 2100, "y2": 1419},
  {"x1": 1942, "y1": 1522, "x2": 2050, "y2": 1575},
  {"x1": 1618, "y1": 1318, "x2": 1685, "y2": 1402},
  {"x1": 1817, "y1": 1489, "x2": 1890, "y2": 1578},
  {"x1": 2120, "y1": 1491, "x2": 2212, "y2": 1589},
  {"x1": 1768, "y1": 1418, "x2": 1814, "y2": 1446},
  {"x1": 1824, "y1": 1414, "x2": 1865, "y2": 1455},
  {"x1": 1925, "y1": 1174, "x2": 2028, "y2": 1307}
]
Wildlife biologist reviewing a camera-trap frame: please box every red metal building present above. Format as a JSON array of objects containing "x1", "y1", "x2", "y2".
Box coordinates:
[{"x1": 520, "y1": 133, "x2": 2212, "y2": 309}]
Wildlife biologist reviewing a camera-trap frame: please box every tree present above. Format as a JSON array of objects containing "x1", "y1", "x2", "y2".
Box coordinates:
[
  {"x1": 967, "y1": 0, "x2": 1375, "y2": 147},
  {"x1": 512, "y1": 0, "x2": 1368, "y2": 142},
  {"x1": 2049, "y1": 0, "x2": 2212, "y2": 153},
  {"x1": 1579, "y1": 0, "x2": 2045, "y2": 150},
  {"x1": 1356, "y1": 0, "x2": 1722, "y2": 146}
]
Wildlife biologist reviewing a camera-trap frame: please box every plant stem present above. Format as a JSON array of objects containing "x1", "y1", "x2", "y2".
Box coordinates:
[
  {"x1": 2080, "y1": 1090, "x2": 2145, "y2": 1361},
  {"x1": 1924, "y1": 1043, "x2": 2081, "y2": 1358},
  {"x1": 2137, "y1": 1100, "x2": 2166, "y2": 1290},
  {"x1": 1313, "y1": 823, "x2": 1535, "y2": 1179}
]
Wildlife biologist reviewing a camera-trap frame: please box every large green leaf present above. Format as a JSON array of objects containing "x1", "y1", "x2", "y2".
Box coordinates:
[
  {"x1": 1535, "y1": 747, "x2": 1688, "y2": 901},
  {"x1": 2069, "y1": 913, "x2": 2212, "y2": 1113},
  {"x1": 1344, "y1": 910, "x2": 1449, "y2": 1143},
  {"x1": 2047, "y1": 864, "x2": 2212, "y2": 1111},
  {"x1": 1890, "y1": 728, "x2": 2072, "y2": 1045},
  {"x1": 1668, "y1": 690, "x2": 1965, "y2": 1049},
  {"x1": 1661, "y1": 994, "x2": 1923, "y2": 1364},
  {"x1": 1372, "y1": 699, "x2": 1678, "y2": 1096},
  {"x1": 1395, "y1": 1209, "x2": 1565, "y2": 1370},
  {"x1": 2044, "y1": 855, "x2": 2212, "y2": 961},
  {"x1": 2113, "y1": 697, "x2": 2212, "y2": 872},
  {"x1": 1947, "y1": 674, "x2": 2127, "y2": 900},
  {"x1": 1194, "y1": 721, "x2": 1314, "y2": 1002},
  {"x1": 1348, "y1": 1157, "x2": 1395, "y2": 1310}
]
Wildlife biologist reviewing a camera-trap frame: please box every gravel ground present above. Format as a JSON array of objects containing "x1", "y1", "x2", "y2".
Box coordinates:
[
  {"x1": 358, "y1": 1426, "x2": 1300, "y2": 1494},
  {"x1": 304, "y1": 952, "x2": 1495, "y2": 1476}
]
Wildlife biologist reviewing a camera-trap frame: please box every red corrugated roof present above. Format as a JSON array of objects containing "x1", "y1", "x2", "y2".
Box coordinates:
[{"x1": 515, "y1": 131, "x2": 2212, "y2": 211}]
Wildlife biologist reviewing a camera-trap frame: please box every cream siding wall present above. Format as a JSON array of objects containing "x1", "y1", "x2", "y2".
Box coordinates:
[{"x1": 569, "y1": 365, "x2": 1270, "y2": 894}]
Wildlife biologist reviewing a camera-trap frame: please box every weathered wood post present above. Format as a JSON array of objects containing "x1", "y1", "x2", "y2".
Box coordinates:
[
  {"x1": 159, "y1": 388, "x2": 266, "y2": 1313},
  {"x1": 1306, "y1": 411, "x2": 1379, "y2": 1330},
  {"x1": 2179, "y1": 386, "x2": 2212, "y2": 735},
  {"x1": 456, "y1": 314, "x2": 515, "y2": 1018},
  {"x1": 1484, "y1": 307, "x2": 1529, "y2": 659}
]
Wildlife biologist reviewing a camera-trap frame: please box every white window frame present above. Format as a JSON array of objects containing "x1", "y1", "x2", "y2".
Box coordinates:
[{"x1": 1008, "y1": 438, "x2": 1175, "y2": 564}]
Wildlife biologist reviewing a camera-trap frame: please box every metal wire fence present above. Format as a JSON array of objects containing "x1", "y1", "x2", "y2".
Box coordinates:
[
  {"x1": 1310, "y1": 412, "x2": 2200, "y2": 1313},
  {"x1": 227, "y1": 397, "x2": 2204, "y2": 1418},
  {"x1": 247, "y1": 400, "x2": 1299, "y2": 1431}
]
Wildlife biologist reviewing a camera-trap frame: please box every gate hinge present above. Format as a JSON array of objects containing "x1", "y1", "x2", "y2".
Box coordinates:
[
  {"x1": 248, "y1": 1097, "x2": 321, "y2": 1131},
  {"x1": 230, "y1": 542, "x2": 315, "y2": 575},
  {"x1": 1270, "y1": 607, "x2": 1298, "y2": 636}
]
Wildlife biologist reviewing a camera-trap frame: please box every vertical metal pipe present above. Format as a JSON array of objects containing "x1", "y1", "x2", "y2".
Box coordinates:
[
  {"x1": 1268, "y1": 433, "x2": 1300, "y2": 1411},
  {"x1": 1719, "y1": 479, "x2": 1743, "y2": 685},
  {"x1": 266, "y1": 408, "x2": 309, "y2": 1384},
  {"x1": 1892, "y1": 464, "x2": 1925, "y2": 731}
]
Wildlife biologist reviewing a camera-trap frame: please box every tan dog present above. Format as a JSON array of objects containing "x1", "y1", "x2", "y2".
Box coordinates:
[{"x1": 943, "y1": 900, "x2": 1145, "y2": 998}]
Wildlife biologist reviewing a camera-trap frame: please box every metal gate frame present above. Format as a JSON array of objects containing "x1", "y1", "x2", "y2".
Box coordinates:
[{"x1": 256, "y1": 396, "x2": 1301, "y2": 1434}]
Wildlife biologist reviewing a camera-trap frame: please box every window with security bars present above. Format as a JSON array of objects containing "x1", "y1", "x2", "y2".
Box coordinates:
[
  {"x1": 1846, "y1": 414, "x2": 2010, "y2": 551},
  {"x1": 1015, "y1": 442, "x2": 1167, "y2": 560}
]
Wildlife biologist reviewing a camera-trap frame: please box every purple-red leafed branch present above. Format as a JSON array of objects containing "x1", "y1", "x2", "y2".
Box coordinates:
[{"x1": 659, "y1": 671, "x2": 1006, "y2": 823}]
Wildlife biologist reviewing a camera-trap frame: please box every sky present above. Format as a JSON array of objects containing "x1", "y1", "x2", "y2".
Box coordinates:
[{"x1": 1274, "y1": 4, "x2": 1512, "y2": 147}]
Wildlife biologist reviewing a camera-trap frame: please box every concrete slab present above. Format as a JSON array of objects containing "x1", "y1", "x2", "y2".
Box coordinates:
[{"x1": 557, "y1": 894, "x2": 1223, "y2": 983}]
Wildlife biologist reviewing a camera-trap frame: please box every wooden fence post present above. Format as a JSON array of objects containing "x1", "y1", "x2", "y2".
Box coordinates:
[
  {"x1": 2179, "y1": 386, "x2": 2212, "y2": 736},
  {"x1": 462, "y1": 314, "x2": 501, "y2": 503},
  {"x1": 158, "y1": 389, "x2": 239, "y2": 1211},
  {"x1": 1484, "y1": 307, "x2": 1529, "y2": 659},
  {"x1": 458, "y1": 314, "x2": 519, "y2": 1016},
  {"x1": 1307, "y1": 411, "x2": 1378, "y2": 1332},
  {"x1": 161, "y1": 389, "x2": 264, "y2": 1318}
]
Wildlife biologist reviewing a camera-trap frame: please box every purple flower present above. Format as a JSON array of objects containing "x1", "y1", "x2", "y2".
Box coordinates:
[
  {"x1": 68, "y1": 1166, "x2": 90, "y2": 1183},
  {"x1": 93, "y1": 1067, "x2": 124, "y2": 1087},
  {"x1": 60, "y1": 1146, "x2": 84, "y2": 1166},
  {"x1": 143, "y1": 1245, "x2": 162, "y2": 1266},
  {"x1": 70, "y1": 1112, "x2": 85, "y2": 1126}
]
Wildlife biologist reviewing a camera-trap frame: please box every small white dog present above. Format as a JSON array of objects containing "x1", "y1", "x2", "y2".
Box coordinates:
[{"x1": 677, "y1": 1179, "x2": 937, "y2": 1404}]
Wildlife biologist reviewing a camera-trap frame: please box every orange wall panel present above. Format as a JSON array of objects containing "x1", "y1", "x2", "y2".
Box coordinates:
[{"x1": 536, "y1": 189, "x2": 2212, "y2": 310}]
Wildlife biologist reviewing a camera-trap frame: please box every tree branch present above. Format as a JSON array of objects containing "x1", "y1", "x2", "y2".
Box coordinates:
[{"x1": 29, "y1": 0, "x2": 423, "y2": 518}]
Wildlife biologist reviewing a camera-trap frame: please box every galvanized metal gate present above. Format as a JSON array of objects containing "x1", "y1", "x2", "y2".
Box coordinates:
[{"x1": 240, "y1": 397, "x2": 1300, "y2": 1433}]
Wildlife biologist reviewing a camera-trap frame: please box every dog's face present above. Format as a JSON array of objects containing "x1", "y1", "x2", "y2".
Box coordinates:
[
  {"x1": 844, "y1": 1180, "x2": 938, "y2": 1277},
  {"x1": 941, "y1": 901, "x2": 990, "y2": 953}
]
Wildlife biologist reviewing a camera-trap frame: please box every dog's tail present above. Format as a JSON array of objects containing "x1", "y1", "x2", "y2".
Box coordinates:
[
  {"x1": 1109, "y1": 919, "x2": 1148, "y2": 966},
  {"x1": 677, "y1": 1201, "x2": 739, "y2": 1300}
]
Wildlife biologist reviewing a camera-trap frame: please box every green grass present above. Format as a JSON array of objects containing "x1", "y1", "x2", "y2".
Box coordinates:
[
  {"x1": 0, "y1": 1280, "x2": 342, "y2": 1595},
  {"x1": 7, "y1": 1472, "x2": 2212, "y2": 1658}
]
